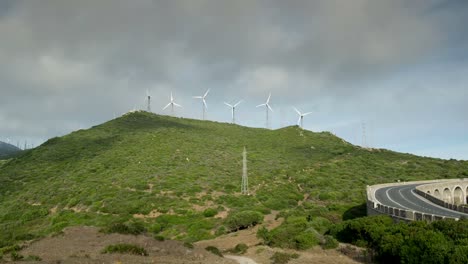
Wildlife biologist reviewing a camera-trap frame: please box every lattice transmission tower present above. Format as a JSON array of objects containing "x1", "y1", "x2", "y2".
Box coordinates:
[{"x1": 241, "y1": 147, "x2": 249, "y2": 195}]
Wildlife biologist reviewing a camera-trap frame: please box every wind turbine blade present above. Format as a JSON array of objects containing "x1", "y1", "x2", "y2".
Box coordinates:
[
  {"x1": 163, "y1": 102, "x2": 171, "y2": 110},
  {"x1": 193, "y1": 96, "x2": 203, "y2": 99},
  {"x1": 173, "y1": 102, "x2": 182, "y2": 107},
  {"x1": 170, "y1": 92, "x2": 173, "y2": 102},
  {"x1": 293, "y1": 107, "x2": 301, "y2": 115},
  {"x1": 297, "y1": 116, "x2": 302, "y2": 125},
  {"x1": 224, "y1": 102, "x2": 233, "y2": 107},
  {"x1": 234, "y1": 100, "x2": 243, "y2": 107},
  {"x1": 203, "y1": 89, "x2": 210, "y2": 98},
  {"x1": 303, "y1": 112, "x2": 313, "y2": 116},
  {"x1": 203, "y1": 99, "x2": 207, "y2": 108},
  {"x1": 266, "y1": 93, "x2": 271, "y2": 104},
  {"x1": 256, "y1": 103, "x2": 266, "y2": 108},
  {"x1": 267, "y1": 104, "x2": 273, "y2": 112}
]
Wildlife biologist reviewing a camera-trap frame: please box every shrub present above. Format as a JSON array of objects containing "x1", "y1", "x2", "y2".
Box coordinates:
[
  {"x1": 183, "y1": 242, "x2": 194, "y2": 249},
  {"x1": 203, "y1": 208, "x2": 218, "y2": 217},
  {"x1": 215, "y1": 226, "x2": 226, "y2": 236},
  {"x1": 10, "y1": 251, "x2": 24, "y2": 261},
  {"x1": 205, "y1": 246, "x2": 223, "y2": 257},
  {"x1": 102, "y1": 221, "x2": 146, "y2": 235},
  {"x1": 270, "y1": 252, "x2": 299, "y2": 264},
  {"x1": 294, "y1": 232, "x2": 319, "y2": 250},
  {"x1": 149, "y1": 223, "x2": 162, "y2": 234},
  {"x1": 225, "y1": 210, "x2": 263, "y2": 232},
  {"x1": 102, "y1": 243, "x2": 148, "y2": 256},
  {"x1": 232, "y1": 243, "x2": 248, "y2": 254},
  {"x1": 321, "y1": 235, "x2": 339, "y2": 249},
  {"x1": 154, "y1": 235, "x2": 165, "y2": 241},
  {"x1": 259, "y1": 216, "x2": 318, "y2": 250},
  {"x1": 25, "y1": 255, "x2": 42, "y2": 261}
]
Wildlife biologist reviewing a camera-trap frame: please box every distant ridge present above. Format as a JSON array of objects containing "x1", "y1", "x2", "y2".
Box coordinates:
[{"x1": 0, "y1": 141, "x2": 22, "y2": 158}]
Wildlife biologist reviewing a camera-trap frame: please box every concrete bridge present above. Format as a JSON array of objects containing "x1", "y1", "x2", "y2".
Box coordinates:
[
  {"x1": 367, "y1": 179, "x2": 468, "y2": 222},
  {"x1": 415, "y1": 181, "x2": 468, "y2": 205}
]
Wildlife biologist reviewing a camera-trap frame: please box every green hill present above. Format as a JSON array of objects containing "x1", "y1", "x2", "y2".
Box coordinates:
[{"x1": 1, "y1": 111, "x2": 467, "y2": 248}]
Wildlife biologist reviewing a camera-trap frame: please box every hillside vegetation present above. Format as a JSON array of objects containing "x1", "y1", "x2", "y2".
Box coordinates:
[{"x1": 1, "y1": 111, "x2": 468, "y2": 249}]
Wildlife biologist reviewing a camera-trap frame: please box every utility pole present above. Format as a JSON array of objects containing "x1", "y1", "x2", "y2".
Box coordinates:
[{"x1": 241, "y1": 147, "x2": 249, "y2": 195}]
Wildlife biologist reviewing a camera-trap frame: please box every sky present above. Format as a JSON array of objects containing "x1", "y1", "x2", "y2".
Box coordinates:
[{"x1": 0, "y1": 0, "x2": 467, "y2": 160}]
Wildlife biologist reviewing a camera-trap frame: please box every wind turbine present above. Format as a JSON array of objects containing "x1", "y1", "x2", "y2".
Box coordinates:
[
  {"x1": 224, "y1": 100, "x2": 243, "y2": 124},
  {"x1": 256, "y1": 93, "x2": 273, "y2": 128},
  {"x1": 146, "y1": 89, "x2": 151, "y2": 112},
  {"x1": 193, "y1": 89, "x2": 210, "y2": 120},
  {"x1": 293, "y1": 107, "x2": 312, "y2": 129},
  {"x1": 163, "y1": 92, "x2": 182, "y2": 116}
]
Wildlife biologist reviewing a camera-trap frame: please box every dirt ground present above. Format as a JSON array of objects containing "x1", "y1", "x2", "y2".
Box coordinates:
[
  {"x1": 196, "y1": 211, "x2": 363, "y2": 264},
  {"x1": 13, "y1": 212, "x2": 364, "y2": 264},
  {"x1": 16, "y1": 226, "x2": 236, "y2": 264}
]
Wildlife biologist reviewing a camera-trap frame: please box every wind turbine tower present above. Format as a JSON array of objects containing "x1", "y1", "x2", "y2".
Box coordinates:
[
  {"x1": 146, "y1": 89, "x2": 151, "y2": 112},
  {"x1": 293, "y1": 107, "x2": 312, "y2": 129},
  {"x1": 163, "y1": 92, "x2": 182, "y2": 116},
  {"x1": 224, "y1": 100, "x2": 243, "y2": 124},
  {"x1": 241, "y1": 146, "x2": 249, "y2": 195},
  {"x1": 256, "y1": 93, "x2": 273, "y2": 129},
  {"x1": 193, "y1": 89, "x2": 210, "y2": 120},
  {"x1": 361, "y1": 122, "x2": 367, "y2": 148}
]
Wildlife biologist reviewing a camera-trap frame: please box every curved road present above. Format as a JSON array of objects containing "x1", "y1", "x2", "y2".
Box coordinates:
[{"x1": 375, "y1": 184, "x2": 468, "y2": 219}]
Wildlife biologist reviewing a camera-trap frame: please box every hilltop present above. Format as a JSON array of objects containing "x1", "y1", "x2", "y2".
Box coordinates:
[
  {"x1": 1, "y1": 111, "x2": 468, "y2": 250},
  {"x1": 0, "y1": 141, "x2": 21, "y2": 159}
]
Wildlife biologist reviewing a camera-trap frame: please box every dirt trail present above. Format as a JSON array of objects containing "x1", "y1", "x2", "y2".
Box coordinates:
[{"x1": 225, "y1": 255, "x2": 258, "y2": 264}]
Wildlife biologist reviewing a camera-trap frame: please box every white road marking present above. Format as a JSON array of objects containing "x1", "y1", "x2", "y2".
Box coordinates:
[{"x1": 385, "y1": 187, "x2": 411, "y2": 210}]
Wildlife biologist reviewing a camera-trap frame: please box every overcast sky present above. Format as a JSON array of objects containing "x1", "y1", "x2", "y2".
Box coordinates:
[{"x1": 1, "y1": 0, "x2": 467, "y2": 160}]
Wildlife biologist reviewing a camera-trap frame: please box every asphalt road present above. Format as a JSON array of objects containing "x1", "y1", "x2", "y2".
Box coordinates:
[{"x1": 374, "y1": 183, "x2": 468, "y2": 218}]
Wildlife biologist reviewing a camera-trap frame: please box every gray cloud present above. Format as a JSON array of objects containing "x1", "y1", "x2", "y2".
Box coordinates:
[{"x1": 1, "y1": 0, "x2": 467, "y2": 159}]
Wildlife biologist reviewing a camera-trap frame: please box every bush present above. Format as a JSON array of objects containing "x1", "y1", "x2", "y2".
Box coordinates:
[
  {"x1": 294, "y1": 232, "x2": 319, "y2": 250},
  {"x1": 10, "y1": 251, "x2": 23, "y2": 261},
  {"x1": 149, "y1": 223, "x2": 162, "y2": 234},
  {"x1": 102, "y1": 243, "x2": 148, "y2": 256},
  {"x1": 258, "y1": 216, "x2": 318, "y2": 250},
  {"x1": 321, "y1": 235, "x2": 339, "y2": 249},
  {"x1": 25, "y1": 255, "x2": 42, "y2": 261},
  {"x1": 270, "y1": 252, "x2": 299, "y2": 264},
  {"x1": 102, "y1": 222, "x2": 146, "y2": 235},
  {"x1": 203, "y1": 208, "x2": 218, "y2": 217},
  {"x1": 232, "y1": 243, "x2": 248, "y2": 254},
  {"x1": 225, "y1": 211, "x2": 263, "y2": 232},
  {"x1": 183, "y1": 242, "x2": 194, "y2": 249},
  {"x1": 205, "y1": 246, "x2": 223, "y2": 257},
  {"x1": 154, "y1": 235, "x2": 165, "y2": 241}
]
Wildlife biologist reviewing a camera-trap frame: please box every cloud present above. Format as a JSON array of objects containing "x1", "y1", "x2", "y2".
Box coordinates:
[{"x1": 0, "y1": 0, "x2": 467, "y2": 158}]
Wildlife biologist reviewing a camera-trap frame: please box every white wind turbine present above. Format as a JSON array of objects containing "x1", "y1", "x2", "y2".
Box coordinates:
[
  {"x1": 193, "y1": 89, "x2": 210, "y2": 120},
  {"x1": 256, "y1": 93, "x2": 273, "y2": 128},
  {"x1": 224, "y1": 100, "x2": 243, "y2": 124},
  {"x1": 293, "y1": 107, "x2": 312, "y2": 129},
  {"x1": 163, "y1": 92, "x2": 182, "y2": 116}
]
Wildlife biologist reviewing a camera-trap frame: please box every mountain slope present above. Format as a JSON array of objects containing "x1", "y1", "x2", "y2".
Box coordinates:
[
  {"x1": 0, "y1": 141, "x2": 21, "y2": 159},
  {"x1": 1, "y1": 111, "x2": 467, "y2": 248}
]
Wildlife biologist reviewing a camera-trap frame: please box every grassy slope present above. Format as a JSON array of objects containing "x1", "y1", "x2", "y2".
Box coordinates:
[{"x1": 1, "y1": 111, "x2": 467, "y2": 246}]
